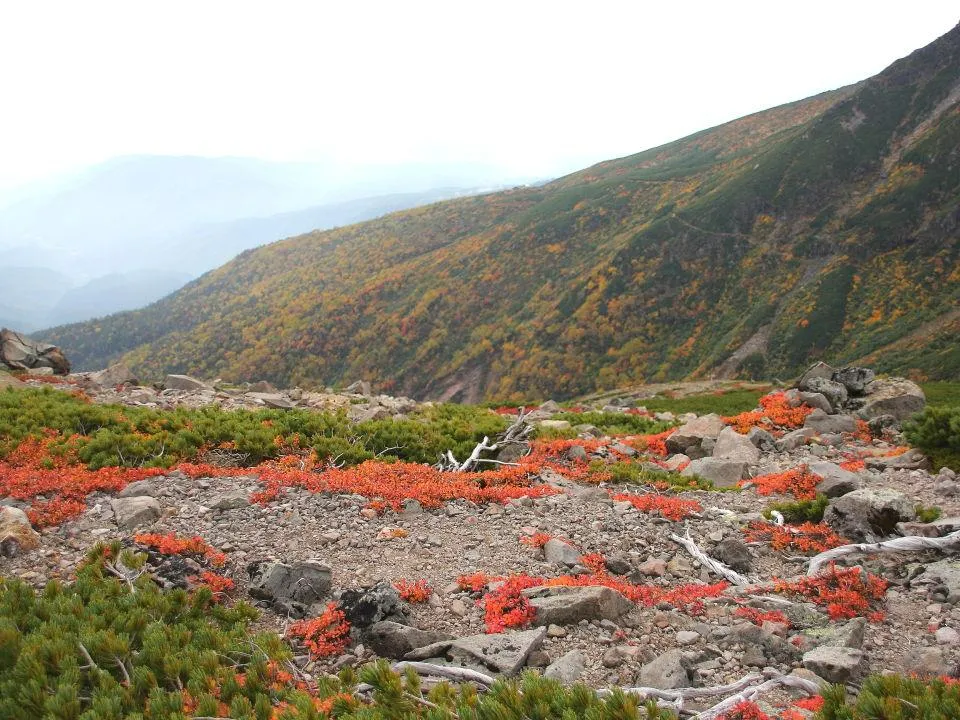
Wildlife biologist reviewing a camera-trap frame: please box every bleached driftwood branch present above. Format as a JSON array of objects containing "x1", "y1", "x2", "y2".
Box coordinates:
[
  {"x1": 807, "y1": 528, "x2": 960, "y2": 576},
  {"x1": 436, "y1": 407, "x2": 533, "y2": 472},
  {"x1": 599, "y1": 672, "x2": 763, "y2": 701},
  {"x1": 693, "y1": 673, "x2": 821, "y2": 720},
  {"x1": 671, "y1": 529, "x2": 751, "y2": 586}
]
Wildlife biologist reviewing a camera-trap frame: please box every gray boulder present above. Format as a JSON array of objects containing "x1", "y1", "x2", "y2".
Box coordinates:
[
  {"x1": 855, "y1": 378, "x2": 925, "y2": 421},
  {"x1": 111, "y1": 496, "x2": 160, "y2": 530},
  {"x1": 248, "y1": 560, "x2": 332, "y2": 616},
  {"x1": 802, "y1": 646, "x2": 863, "y2": 683},
  {"x1": 797, "y1": 362, "x2": 836, "y2": 390},
  {"x1": 808, "y1": 461, "x2": 860, "y2": 498},
  {"x1": 526, "y1": 586, "x2": 633, "y2": 626},
  {"x1": 712, "y1": 427, "x2": 760, "y2": 463},
  {"x1": 638, "y1": 649, "x2": 691, "y2": 689},
  {"x1": 338, "y1": 581, "x2": 410, "y2": 627},
  {"x1": 366, "y1": 621, "x2": 452, "y2": 659},
  {"x1": 681, "y1": 458, "x2": 747, "y2": 487},
  {"x1": 832, "y1": 367, "x2": 875, "y2": 396},
  {"x1": 544, "y1": 650, "x2": 586, "y2": 684},
  {"x1": 0, "y1": 328, "x2": 70, "y2": 374},
  {"x1": 711, "y1": 537, "x2": 753, "y2": 573},
  {"x1": 823, "y1": 489, "x2": 916, "y2": 541},
  {"x1": 665, "y1": 414, "x2": 725, "y2": 454},
  {"x1": 163, "y1": 374, "x2": 211, "y2": 391},
  {"x1": 805, "y1": 377, "x2": 848, "y2": 410},
  {"x1": 865, "y1": 449, "x2": 931, "y2": 471},
  {"x1": 901, "y1": 647, "x2": 951, "y2": 677},
  {"x1": 543, "y1": 538, "x2": 581, "y2": 567},
  {"x1": 797, "y1": 391, "x2": 834, "y2": 414},
  {"x1": 803, "y1": 410, "x2": 857, "y2": 435},
  {"x1": 747, "y1": 427, "x2": 776, "y2": 450},
  {"x1": 117, "y1": 479, "x2": 158, "y2": 498},
  {"x1": 211, "y1": 490, "x2": 250, "y2": 510},
  {"x1": 89, "y1": 363, "x2": 138, "y2": 388},
  {"x1": 778, "y1": 427, "x2": 816, "y2": 451},
  {"x1": 406, "y1": 627, "x2": 546, "y2": 675}
]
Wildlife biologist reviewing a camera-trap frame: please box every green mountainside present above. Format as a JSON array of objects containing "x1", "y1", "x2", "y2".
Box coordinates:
[{"x1": 43, "y1": 24, "x2": 960, "y2": 401}]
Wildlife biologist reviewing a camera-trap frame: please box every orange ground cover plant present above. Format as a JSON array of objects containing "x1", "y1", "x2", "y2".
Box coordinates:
[
  {"x1": 287, "y1": 602, "x2": 351, "y2": 658},
  {"x1": 134, "y1": 532, "x2": 228, "y2": 566},
  {"x1": 520, "y1": 531, "x2": 555, "y2": 548},
  {"x1": 742, "y1": 465, "x2": 820, "y2": 500},
  {"x1": 394, "y1": 578, "x2": 432, "y2": 603},
  {"x1": 189, "y1": 570, "x2": 235, "y2": 598},
  {"x1": 744, "y1": 521, "x2": 847, "y2": 554},
  {"x1": 839, "y1": 459, "x2": 866, "y2": 471},
  {"x1": 769, "y1": 565, "x2": 888, "y2": 621},
  {"x1": 610, "y1": 492, "x2": 702, "y2": 521},
  {"x1": 718, "y1": 701, "x2": 771, "y2": 720},
  {"x1": 723, "y1": 392, "x2": 813, "y2": 434},
  {"x1": 734, "y1": 606, "x2": 791, "y2": 628}
]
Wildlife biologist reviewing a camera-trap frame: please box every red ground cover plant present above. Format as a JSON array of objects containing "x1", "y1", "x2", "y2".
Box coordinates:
[
  {"x1": 520, "y1": 531, "x2": 554, "y2": 548},
  {"x1": 742, "y1": 465, "x2": 820, "y2": 501},
  {"x1": 735, "y1": 606, "x2": 791, "y2": 628},
  {"x1": 744, "y1": 521, "x2": 847, "y2": 554},
  {"x1": 718, "y1": 701, "x2": 770, "y2": 720},
  {"x1": 632, "y1": 429, "x2": 676, "y2": 457},
  {"x1": 133, "y1": 532, "x2": 228, "y2": 566},
  {"x1": 610, "y1": 492, "x2": 702, "y2": 521},
  {"x1": 839, "y1": 459, "x2": 866, "y2": 471},
  {"x1": 769, "y1": 565, "x2": 888, "y2": 621},
  {"x1": 394, "y1": 578, "x2": 432, "y2": 603},
  {"x1": 189, "y1": 570, "x2": 235, "y2": 598},
  {"x1": 723, "y1": 392, "x2": 813, "y2": 434},
  {"x1": 287, "y1": 602, "x2": 351, "y2": 658}
]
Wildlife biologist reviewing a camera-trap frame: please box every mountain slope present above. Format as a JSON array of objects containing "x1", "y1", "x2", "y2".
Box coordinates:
[{"x1": 43, "y1": 25, "x2": 960, "y2": 400}]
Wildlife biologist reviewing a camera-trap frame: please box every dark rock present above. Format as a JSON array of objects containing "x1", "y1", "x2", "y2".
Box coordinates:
[
  {"x1": 867, "y1": 414, "x2": 900, "y2": 435},
  {"x1": 712, "y1": 537, "x2": 753, "y2": 574},
  {"x1": 823, "y1": 489, "x2": 916, "y2": 541},
  {"x1": 805, "y1": 377, "x2": 848, "y2": 410},
  {"x1": 248, "y1": 560, "x2": 332, "y2": 617},
  {"x1": 338, "y1": 581, "x2": 409, "y2": 628},
  {"x1": 366, "y1": 621, "x2": 452, "y2": 659},
  {"x1": 0, "y1": 328, "x2": 70, "y2": 374},
  {"x1": 832, "y1": 367, "x2": 875, "y2": 396}
]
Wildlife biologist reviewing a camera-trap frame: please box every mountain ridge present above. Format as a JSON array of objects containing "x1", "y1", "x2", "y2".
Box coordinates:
[{"x1": 41, "y1": 23, "x2": 960, "y2": 400}]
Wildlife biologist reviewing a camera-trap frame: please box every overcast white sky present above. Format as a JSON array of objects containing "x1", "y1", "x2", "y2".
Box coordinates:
[{"x1": 0, "y1": 1, "x2": 957, "y2": 188}]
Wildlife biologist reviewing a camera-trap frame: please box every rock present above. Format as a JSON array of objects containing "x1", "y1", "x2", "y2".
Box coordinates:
[
  {"x1": 538, "y1": 419, "x2": 571, "y2": 431},
  {"x1": 111, "y1": 496, "x2": 160, "y2": 530},
  {"x1": 248, "y1": 560, "x2": 332, "y2": 616},
  {"x1": 163, "y1": 374, "x2": 210, "y2": 391},
  {"x1": 778, "y1": 427, "x2": 816, "y2": 451},
  {"x1": 865, "y1": 449, "x2": 931, "y2": 471},
  {"x1": 665, "y1": 414, "x2": 725, "y2": 454},
  {"x1": 832, "y1": 366, "x2": 875, "y2": 395},
  {"x1": 913, "y1": 560, "x2": 960, "y2": 597},
  {"x1": 676, "y1": 630, "x2": 700, "y2": 645},
  {"x1": 346, "y1": 380, "x2": 372, "y2": 395},
  {"x1": 338, "y1": 581, "x2": 409, "y2": 628},
  {"x1": 663, "y1": 454, "x2": 690, "y2": 471},
  {"x1": 0, "y1": 506, "x2": 40, "y2": 557},
  {"x1": 805, "y1": 377, "x2": 848, "y2": 410},
  {"x1": 89, "y1": 363, "x2": 138, "y2": 388},
  {"x1": 808, "y1": 461, "x2": 860, "y2": 498},
  {"x1": 539, "y1": 400, "x2": 561, "y2": 413},
  {"x1": 211, "y1": 491, "x2": 250, "y2": 511},
  {"x1": 406, "y1": 627, "x2": 546, "y2": 675},
  {"x1": 802, "y1": 646, "x2": 863, "y2": 683},
  {"x1": 543, "y1": 538, "x2": 581, "y2": 567},
  {"x1": 712, "y1": 427, "x2": 760, "y2": 463},
  {"x1": 636, "y1": 558, "x2": 668, "y2": 577},
  {"x1": 638, "y1": 649, "x2": 691, "y2": 689},
  {"x1": 855, "y1": 377, "x2": 925, "y2": 421},
  {"x1": 601, "y1": 647, "x2": 624, "y2": 668},
  {"x1": 747, "y1": 427, "x2": 776, "y2": 449},
  {"x1": 604, "y1": 555, "x2": 633, "y2": 575},
  {"x1": 797, "y1": 361, "x2": 836, "y2": 391},
  {"x1": 0, "y1": 328, "x2": 70, "y2": 374},
  {"x1": 823, "y1": 489, "x2": 916, "y2": 541},
  {"x1": 867, "y1": 414, "x2": 900, "y2": 435},
  {"x1": 719, "y1": 622, "x2": 800, "y2": 663},
  {"x1": 902, "y1": 647, "x2": 950, "y2": 677},
  {"x1": 526, "y1": 586, "x2": 633, "y2": 626},
  {"x1": 796, "y1": 391, "x2": 833, "y2": 415},
  {"x1": 544, "y1": 650, "x2": 586, "y2": 684},
  {"x1": 681, "y1": 458, "x2": 747, "y2": 487},
  {"x1": 366, "y1": 621, "x2": 452, "y2": 658},
  {"x1": 712, "y1": 537, "x2": 753, "y2": 573},
  {"x1": 449, "y1": 599, "x2": 468, "y2": 617},
  {"x1": 936, "y1": 627, "x2": 960, "y2": 645},
  {"x1": 816, "y1": 618, "x2": 866, "y2": 649},
  {"x1": 565, "y1": 445, "x2": 588, "y2": 461},
  {"x1": 117, "y1": 479, "x2": 157, "y2": 498},
  {"x1": 610, "y1": 442, "x2": 637, "y2": 457},
  {"x1": 803, "y1": 410, "x2": 857, "y2": 434}
]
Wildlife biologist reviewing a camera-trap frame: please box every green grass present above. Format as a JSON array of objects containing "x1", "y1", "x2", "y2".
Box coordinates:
[
  {"x1": 588, "y1": 460, "x2": 716, "y2": 491},
  {"x1": 552, "y1": 411, "x2": 673, "y2": 436},
  {"x1": 763, "y1": 495, "x2": 829, "y2": 523},
  {"x1": 639, "y1": 388, "x2": 767, "y2": 417},
  {"x1": 922, "y1": 381, "x2": 960, "y2": 410}
]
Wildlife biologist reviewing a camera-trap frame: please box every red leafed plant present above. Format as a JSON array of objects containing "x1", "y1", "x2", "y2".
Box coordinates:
[
  {"x1": 771, "y1": 565, "x2": 888, "y2": 621},
  {"x1": 611, "y1": 492, "x2": 702, "y2": 521},
  {"x1": 520, "y1": 532, "x2": 554, "y2": 548},
  {"x1": 394, "y1": 578, "x2": 432, "y2": 603},
  {"x1": 735, "y1": 606, "x2": 790, "y2": 628},
  {"x1": 189, "y1": 570, "x2": 235, "y2": 598},
  {"x1": 634, "y1": 429, "x2": 676, "y2": 457},
  {"x1": 287, "y1": 602, "x2": 351, "y2": 658},
  {"x1": 839, "y1": 459, "x2": 866, "y2": 471},
  {"x1": 133, "y1": 532, "x2": 228, "y2": 567},
  {"x1": 743, "y1": 465, "x2": 820, "y2": 500},
  {"x1": 792, "y1": 696, "x2": 824, "y2": 712},
  {"x1": 744, "y1": 521, "x2": 847, "y2": 554},
  {"x1": 723, "y1": 392, "x2": 813, "y2": 434},
  {"x1": 718, "y1": 700, "x2": 771, "y2": 720},
  {"x1": 457, "y1": 572, "x2": 495, "y2": 592}
]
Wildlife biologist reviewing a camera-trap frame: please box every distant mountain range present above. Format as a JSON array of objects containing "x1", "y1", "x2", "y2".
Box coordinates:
[
  {"x1": 0, "y1": 156, "x2": 528, "y2": 329},
  {"x1": 42, "y1": 24, "x2": 960, "y2": 399}
]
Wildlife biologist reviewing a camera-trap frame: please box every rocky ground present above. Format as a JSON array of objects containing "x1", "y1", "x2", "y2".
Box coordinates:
[{"x1": 3, "y1": 363, "x2": 960, "y2": 716}]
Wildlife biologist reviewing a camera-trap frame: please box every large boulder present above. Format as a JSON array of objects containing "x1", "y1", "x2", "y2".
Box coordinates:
[
  {"x1": 248, "y1": 560, "x2": 332, "y2": 616},
  {"x1": 832, "y1": 367, "x2": 875, "y2": 396},
  {"x1": 823, "y1": 489, "x2": 916, "y2": 541},
  {"x1": 366, "y1": 621, "x2": 452, "y2": 659},
  {"x1": 797, "y1": 362, "x2": 836, "y2": 391},
  {"x1": 803, "y1": 410, "x2": 857, "y2": 435},
  {"x1": 526, "y1": 586, "x2": 633, "y2": 626},
  {"x1": 338, "y1": 581, "x2": 409, "y2": 628},
  {"x1": 0, "y1": 328, "x2": 70, "y2": 374},
  {"x1": 0, "y1": 506, "x2": 40, "y2": 557},
  {"x1": 802, "y1": 646, "x2": 863, "y2": 683},
  {"x1": 89, "y1": 364, "x2": 138, "y2": 388},
  {"x1": 681, "y1": 458, "x2": 747, "y2": 487},
  {"x1": 665, "y1": 414, "x2": 725, "y2": 454},
  {"x1": 544, "y1": 650, "x2": 586, "y2": 684},
  {"x1": 854, "y1": 378, "x2": 925, "y2": 421},
  {"x1": 638, "y1": 649, "x2": 692, "y2": 689},
  {"x1": 163, "y1": 374, "x2": 211, "y2": 391},
  {"x1": 808, "y1": 461, "x2": 860, "y2": 498},
  {"x1": 543, "y1": 538, "x2": 581, "y2": 567},
  {"x1": 111, "y1": 496, "x2": 160, "y2": 530},
  {"x1": 805, "y1": 377, "x2": 848, "y2": 411},
  {"x1": 712, "y1": 427, "x2": 760, "y2": 463},
  {"x1": 405, "y1": 627, "x2": 546, "y2": 675}
]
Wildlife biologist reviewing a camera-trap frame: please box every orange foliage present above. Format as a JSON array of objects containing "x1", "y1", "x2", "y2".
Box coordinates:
[
  {"x1": 744, "y1": 521, "x2": 846, "y2": 554},
  {"x1": 770, "y1": 565, "x2": 888, "y2": 620},
  {"x1": 719, "y1": 701, "x2": 771, "y2": 720},
  {"x1": 134, "y1": 532, "x2": 228, "y2": 566},
  {"x1": 287, "y1": 602, "x2": 351, "y2": 658},
  {"x1": 839, "y1": 459, "x2": 865, "y2": 471},
  {"x1": 723, "y1": 392, "x2": 813, "y2": 434},
  {"x1": 743, "y1": 465, "x2": 820, "y2": 500},
  {"x1": 189, "y1": 571, "x2": 235, "y2": 598},
  {"x1": 611, "y1": 492, "x2": 702, "y2": 521},
  {"x1": 520, "y1": 532, "x2": 554, "y2": 548},
  {"x1": 633, "y1": 429, "x2": 676, "y2": 457},
  {"x1": 735, "y1": 606, "x2": 790, "y2": 627},
  {"x1": 394, "y1": 578, "x2": 432, "y2": 603}
]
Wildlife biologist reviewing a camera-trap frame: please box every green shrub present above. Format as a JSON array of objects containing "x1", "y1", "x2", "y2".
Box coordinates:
[
  {"x1": 904, "y1": 406, "x2": 960, "y2": 472},
  {"x1": 552, "y1": 411, "x2": 673, "y2": 436},
  {"x1": 763, "y1": 494, "x2": 829, "y2": 523},
  {"x1": 915, "y1": 504, "x2": 943, "y2": 523},
  {"x1": 589, "y1": 460, "x2": 715, "y2": 491},
  {"x1": 817, "y1": 674, "x2": 960, "y2": 719},
  {"x1": 640, "y1": 388, "x2": 768, "y2": 417}
]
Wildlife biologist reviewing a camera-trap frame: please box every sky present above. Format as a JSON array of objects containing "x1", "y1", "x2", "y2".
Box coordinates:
[{"x1": 0, "y1": 1, "x2": 957, "y2": 188}]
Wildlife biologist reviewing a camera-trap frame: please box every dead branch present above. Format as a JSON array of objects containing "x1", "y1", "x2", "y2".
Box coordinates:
[
  {"x1": 391, "y1": 661, "x2": 495, "y2": 687},
  {"x1": 436, "y1": 408, "x2": 532, "y2": 472},
  {"x1": 671, "y1": 529, "x2": 752, "y2": 586},
  {"x1": 807, "y1": 528, "x2": 960, "y2": 576},
  {"x1": 693, "y1": 673, "x2": 821, "y2": 719}
]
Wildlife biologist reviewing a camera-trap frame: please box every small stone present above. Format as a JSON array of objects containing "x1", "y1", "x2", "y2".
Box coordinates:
[
  {"x1": 935, "y1": 627, "x2": 960, "y2": 645},
  {"x1": 676, "y1": 630, "x2": 700, "y2": 645},
  {"x1": 449, "y1": 599, "x2": 468, "y2": 617}
]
